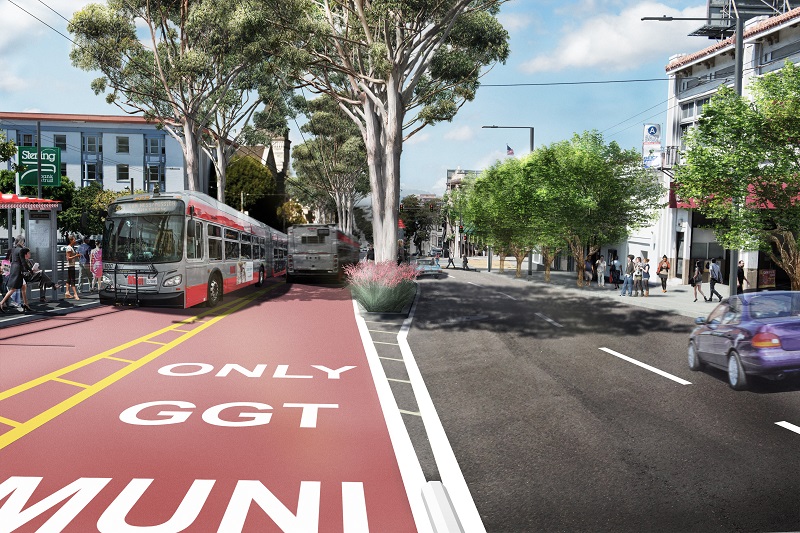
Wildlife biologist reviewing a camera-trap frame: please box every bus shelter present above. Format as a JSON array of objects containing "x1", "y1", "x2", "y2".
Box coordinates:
[{"x1": 1, "y1": 193, "x2": 62, "y2": 299}]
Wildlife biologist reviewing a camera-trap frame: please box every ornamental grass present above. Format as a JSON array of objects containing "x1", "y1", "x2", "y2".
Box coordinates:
[{"x1": 345, "y1": 261, "x2": 418, "y2": 313}]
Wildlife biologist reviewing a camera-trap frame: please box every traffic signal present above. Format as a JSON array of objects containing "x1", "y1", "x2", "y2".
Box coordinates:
[
  {"x1": 399, "y1": 203, "x2": 404, "y2": 211},
  {"x1": 458, "y1": 224, "x2": 463, "y2": 232},
  {"x1": 429, "y1": 203, "x2": 434, "y2": 211}
]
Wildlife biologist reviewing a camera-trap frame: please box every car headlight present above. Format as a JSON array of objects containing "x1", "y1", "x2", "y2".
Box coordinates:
[{"x1": 163, "y1": 274, "x2": 182, "y2": 287}]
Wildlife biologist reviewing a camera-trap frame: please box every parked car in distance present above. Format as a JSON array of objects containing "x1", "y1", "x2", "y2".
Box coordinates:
[
  {"x1": 430, "y1": 246, "x2": 442, "y2": 255},
  {"x1": 688, "y1": 291, "x2": 800, "y2": 390},
  {"x1": 413, "y1": 257, "x2": 443, "y2": 279}
]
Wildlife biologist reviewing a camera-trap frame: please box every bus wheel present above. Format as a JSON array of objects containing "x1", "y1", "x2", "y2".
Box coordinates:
[
  {"x1": 256, "y1": 267, "x2": 265, "y2": 287},
  {"x1": 207, "y1": 273, "x2": 223, "y2": 307}
]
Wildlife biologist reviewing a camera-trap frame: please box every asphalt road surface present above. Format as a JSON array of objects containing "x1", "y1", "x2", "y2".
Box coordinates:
[{"x1": 409, "y1": 268, "x2": 800, "y2": 532}]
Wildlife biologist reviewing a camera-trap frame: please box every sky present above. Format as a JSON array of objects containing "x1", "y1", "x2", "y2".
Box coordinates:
[{"x1": 1, "y1": 0, "x2": 710, "y2": 197}]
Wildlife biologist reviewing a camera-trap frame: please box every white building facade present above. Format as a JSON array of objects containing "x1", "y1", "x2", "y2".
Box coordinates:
[{"x1": 0, "y1": 112, "x2": 211, "y2": 194}]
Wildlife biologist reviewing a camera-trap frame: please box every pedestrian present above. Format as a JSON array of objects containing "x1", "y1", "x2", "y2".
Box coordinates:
[
  {"x1": 0, "y1": 246, "x2": 32, "y2": 313},
  {"x1": 77, "y1": 236, "x2": 92, "y2": 293},
  {"x1": 396, "y1": 240, "x2": 406, "y2": 266},
  {"x1": 690, "y1": 260, "x2": 707, "y2": 302},
  {"x1": 22, "y1": 249, "x2": 60, "y2": 302},
  {"x1": 657, "y1": 255, "x2": 670, "y2": 293},
  {"x1": 707, "y1": 257, "x2": 724, "y2": 302},
  {"x1": 595, "y1": 255, "x2": 606, "y2": 288},
  {"x1": 632, "y1": 256, "x2": 643, "y2": 297},
  {"x1": 737, "y1": 259, "x2": 749, "y2": 293},
  {"x1": 619, "y1": 255, "x2": 634, "y2": 296},
  {"x1": 366, "y1": 244, "x2": 374, "y2": 262},
  {"x1": 5, "y1": 235, "x2": 26, "y2": 308},
  {"x1": 462, "y1": 254, "x2": 470, "y2": 271},
  {"x1": 584, "y1": 257, "x2": 593, "y2": 283},
  {"x1": 444, "y1": 247, "x2": 455, "y2": 269},
  {"x1": 642, "y1": 257, "x2": 651, "y2": 297},
  {"x1": 611, "y1": 255, "x2": 622, "y2": 289},
  {"x1": 90, "y1": 241, "x2": 103, "y2": 291},
  {"x1": 65, "y1": 235, "x2": 81, "y2": 300}
]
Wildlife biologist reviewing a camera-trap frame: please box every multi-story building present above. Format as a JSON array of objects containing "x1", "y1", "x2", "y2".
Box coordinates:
[
  {"x1": 0, "y1": 112, "x2": 206, "y2": 193},
  {"x1": 651, "y1": 5, "x2": 800, "y2": 290}
]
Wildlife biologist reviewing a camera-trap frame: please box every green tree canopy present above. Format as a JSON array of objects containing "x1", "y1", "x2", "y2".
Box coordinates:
[
  {"x1": 225, "y1": 155, "x2": 276, "y2": 213},
  {"x1": 677, "y1": 62, "x2": 800, "y2": 289}
]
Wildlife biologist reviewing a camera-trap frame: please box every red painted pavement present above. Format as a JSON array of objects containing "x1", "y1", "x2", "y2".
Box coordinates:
[{"x1": 0, "y1": 283, "x2": 418, "y2": 532}]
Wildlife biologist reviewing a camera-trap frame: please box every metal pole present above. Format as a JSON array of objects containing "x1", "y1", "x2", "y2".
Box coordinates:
[
  {"x1": 729, "y1": 15, "x2": 744, "y2": 297},
  {"x1": 488, "y1": 245, "x2": 492, "y2": 272},
  {"x1": 36, "y1": 121, "x2": 42, "y2": 199},
  {"x1": 528, "y1": 250, "x2": 533, "y2": 277},
  {"x1": 529, "y1": 128, "x2": 535, "y2": 153}
]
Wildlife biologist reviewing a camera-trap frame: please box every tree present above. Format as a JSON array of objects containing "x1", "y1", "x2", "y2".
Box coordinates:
[
  {"x1": 533, "y1": 132, "x2": 664, "y2": 286},
  {"x1": 399, "y1": 195, "x2": 437, "y2": 255},
  {"x1": 286, "y1": 1, "x2": 509, "y2": 261},
  {"x1": 677, "y1": 62, "x2": 800, "y2": 290},
  {"x1": 69, "y1": 0, "x2": 298, "y2": 198},
  {"x1": 277, "y1": 199, "x2": 308, "y2": 227},
  {"x1": 0, "y1": 132, "x2": 15, "y2": 167},
  {"x1": 225, "y1": 155, "x2": 276, "y2": 213},
  {"x1": 291, "y1": 95, "x2": 369, "y2": 234}
]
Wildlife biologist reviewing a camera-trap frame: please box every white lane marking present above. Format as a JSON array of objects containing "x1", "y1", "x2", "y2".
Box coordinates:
[
  {"x1": 498, "y1": 292, "x2": 517, "y2": 300},
  {"x1": 599, "y1": 347, "x2": 692, "y2": 385},
  {"x1": 353, "y1": 301, "x2": 433, "y2": 532},
  {"x1": 400, "y1": 290, "x2": 487, "y2": 533},
  {"x1": 373, "y1": 341, "x2": 400, "y2": 346},
  {"x1": 534, "y1": 312, "x2": 563, "y2": 328},
  {"x1": 776, "y1": 421, "x2": 800, "y2": 435},
  {"x1": 379, "y1": 356, "x2": 405, "y2": 362},
  {"x1": 388, "y1": 377, "x2": 412, "y2": 384},
  {"x1": 467, "y1": 282, "x2": 484, "y2": 287}
]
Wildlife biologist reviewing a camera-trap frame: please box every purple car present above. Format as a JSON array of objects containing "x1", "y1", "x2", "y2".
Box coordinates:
[{"x1": 688, "y1": 291, "x2": 800, "y2": 390}]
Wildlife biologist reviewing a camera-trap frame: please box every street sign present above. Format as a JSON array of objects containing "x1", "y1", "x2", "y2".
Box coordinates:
[{"x1": 18, "y1": 146, "x2": 61, "y2": 187}]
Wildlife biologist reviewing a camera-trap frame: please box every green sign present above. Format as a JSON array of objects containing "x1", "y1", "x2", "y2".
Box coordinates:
[{"x1": 18, "y1": 146, "x2": 61, "y2": 187}]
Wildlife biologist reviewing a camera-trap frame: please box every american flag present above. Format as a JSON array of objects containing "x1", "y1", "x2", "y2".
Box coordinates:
[{"x1": 506, "y1": 145, "x2": 514, "y2": 156}]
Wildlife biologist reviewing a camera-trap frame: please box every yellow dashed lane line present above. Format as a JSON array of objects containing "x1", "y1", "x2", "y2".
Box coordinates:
[{"x1": 0, "y1": 287, "x2": 274, "y2": 450}]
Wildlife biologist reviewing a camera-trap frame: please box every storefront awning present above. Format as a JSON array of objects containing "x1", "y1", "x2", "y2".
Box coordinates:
[{"x1": 0, "y1": 193, "x2": 61, "y2": 210}]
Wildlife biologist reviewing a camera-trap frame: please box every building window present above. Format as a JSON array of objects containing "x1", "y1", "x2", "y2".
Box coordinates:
[
  {"x1": 116, "y1": 136, "x2": 129, "y2": 154},
  {"x1": 83, "y1": 163, "x2": 102, "y2": 187},
  {"x1": 83, "y1": 135, "x2": 101, "y2": 153},
  {"x1": 146, "y1": 164, "x2": 165, "y2": 191},
  {"x1": 60, "y1": 163, "x2": 67, "y2": 177},
  {"x1": 54, "y1": 135, "x2": 67, "y2": 151},
  {"x1": 681, "y1": 102, "x2": 694, "y2": 120},
  {"x1": 146, "y1": 137, "x2": 163, "y2": 155},
  {"x1": 117, "y1": 164, "x2": 129, "y2": 182},
  {"x1": 22, "y1": 134, "x2": 34, "y2": 147}
]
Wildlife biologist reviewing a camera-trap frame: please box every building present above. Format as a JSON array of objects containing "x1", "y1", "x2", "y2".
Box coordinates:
[
  {"x1": 0, "y1": 112, "x2": 207, "y2": 193},
  {"x1": 652, "y1": 5, "x2": 800, "y2": 290}
]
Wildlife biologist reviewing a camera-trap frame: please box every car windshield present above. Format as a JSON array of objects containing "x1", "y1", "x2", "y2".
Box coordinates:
[
  {"x1": 104, "y1": 215, "x2": 184, "y2": 263},
  {"x1": 746, "y1": 293, "x2": 800, "y2": 319},
  {"x1": 417, "y1": 259, "x2": 434, "y2": 266}
]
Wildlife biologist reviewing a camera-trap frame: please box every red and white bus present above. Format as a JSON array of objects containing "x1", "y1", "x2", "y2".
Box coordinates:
[
  {"x1": 99, "y1": 190, "x2": 287, "y2": 308},
  {"x1": 286, "y1": 224, "x2": 360, "y2": 282}
]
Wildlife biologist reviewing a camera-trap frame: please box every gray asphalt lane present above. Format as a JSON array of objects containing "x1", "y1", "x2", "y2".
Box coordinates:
[{"x1": 409, "y1": 269, "x2": 800, "y2": 532}]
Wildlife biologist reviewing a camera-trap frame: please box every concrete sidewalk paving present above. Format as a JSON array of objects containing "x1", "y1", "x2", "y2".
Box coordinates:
[
  {"x1": 462, "y1": 256, "x2": 728, "y2": 319},
  {"x1": 0, "y1": 285, "x2": 101, "y2": 327}
]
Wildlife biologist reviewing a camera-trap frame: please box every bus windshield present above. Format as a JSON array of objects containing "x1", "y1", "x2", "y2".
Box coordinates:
[{"x1": 104, "y1": 215, "x2": 185, "y2": 263}]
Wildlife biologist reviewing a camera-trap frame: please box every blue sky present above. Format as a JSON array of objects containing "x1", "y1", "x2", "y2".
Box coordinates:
[{"x1": 1, "y1": 0, "x2": 707, "y2": 196}]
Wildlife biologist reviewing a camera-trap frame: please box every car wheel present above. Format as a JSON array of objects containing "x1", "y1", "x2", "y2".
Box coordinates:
[
  {"x1": 727, "y1": 351, "x2": 748, "y2": 391},
  {"x1": 206, "y1": 273, "x2": 223, "y2": 307},
  {"x1": 255, "y1": 267, "x2": 265, "y2": 287},
  {"x1": 688, "y1": 341, "x2": 702, "y2": 371}
]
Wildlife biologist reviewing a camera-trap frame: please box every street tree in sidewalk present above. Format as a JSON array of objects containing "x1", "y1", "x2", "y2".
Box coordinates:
[
  {"x1": 291, "y1": 96, "x2": 369, "y2": 235},
  {"x1": 677, "y1": 62, "x2": 800, "y2": 290},
  {"x1": 399, "y1": 195, "x2": 437, "y2": 256},
  {"x1": 531, "y1": 131, "x2": 664, "y2": 287},
  {"x1": 69, "y1": 0, "x2": 299, "y2": 198},
  {"x1": 464, "y1": 159, "x2": 538, "y2": 277},
  {"x1": 284, "y1": 1, "x2": 509, "y2": 262}
]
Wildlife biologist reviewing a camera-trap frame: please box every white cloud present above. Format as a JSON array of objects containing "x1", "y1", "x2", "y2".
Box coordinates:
[
  {"x1": 497, "y1": 12, "x2": 532, "y2": 33},
  {"x1": 0, "y1": 1, "x2": 91, "y2": 53},
  {"x1": 405, "y1": 132, "x2": 431, "y2": 145},
  {"x1": 521, "y1": 2, "x2": 707, "y2": 73},
  {"x1": 443, "y1": 125, "x2": 475, "y2": 141}
]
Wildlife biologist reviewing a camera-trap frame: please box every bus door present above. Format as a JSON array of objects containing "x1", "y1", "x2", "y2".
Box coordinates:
[{"x1": 185, "y1": 219, "x2": 207, "y2": 306}]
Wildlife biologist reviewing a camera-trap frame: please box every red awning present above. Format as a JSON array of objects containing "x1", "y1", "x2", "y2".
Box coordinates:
[
  {"x1": 0, "y1": 193, "x2": 61, "y2": 210},
  {"x1": 398, "y1": 219, "x2": 406, "y2": 229}
]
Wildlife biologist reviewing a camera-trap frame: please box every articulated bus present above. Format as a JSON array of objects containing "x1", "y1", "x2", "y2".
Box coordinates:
[
  {"x1": 286, "y1": 224, "x2": 360, "y2": 282},
  {"x1": 99, "y1": 190, "x2": 287, "y2": 308}
]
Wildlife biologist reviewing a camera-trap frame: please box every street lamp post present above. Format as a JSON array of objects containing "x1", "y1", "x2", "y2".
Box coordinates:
[{"x1": 482, "y1": 125, "x2": 536, "y2": 276}]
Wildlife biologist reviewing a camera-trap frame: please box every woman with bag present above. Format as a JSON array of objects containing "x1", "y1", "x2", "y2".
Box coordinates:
[
  {"x1": 657, "y1": 255, "x2": 670, "y2": 293},
  {"x1": 0, "y1": 246, "x2": 32, "y2": 313},
  {"x1": 690, "y1": 260, "x2": 707, "y2": 303}
]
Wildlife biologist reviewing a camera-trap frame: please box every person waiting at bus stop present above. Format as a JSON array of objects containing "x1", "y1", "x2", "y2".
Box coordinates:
[
  {"x1": 0, "y1": 246, "x2": 32, "y2": 313},
  {"x1": 22, "y1": 249, "x2": 61, "y2": 302}
]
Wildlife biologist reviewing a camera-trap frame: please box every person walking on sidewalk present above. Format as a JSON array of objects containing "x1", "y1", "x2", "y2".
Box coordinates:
[
  {"x1": 707, "y1": 257, "x2": 724, "y2": 302},
  {"x1": 657, "y1": 255, "x2": 670, "y2": 293},
  {"x1": 77, "y1": 237, "x2": 92, "y2": 293},
  {"x1": 611, "y1": 255, "x2": 621, "y2": 289},
  {"x1": 632, "y1": 257, "x2": 643, "y2": 297},
  {"x1": 65, "y1": 235, "x2": 81, "y2": 301},
  {"x1": 620, "y1": 255, "x2": 634, "y2": 296},
  {"x1": 595, "y1": 255, "x2": 606, "y2": 287},
  {"x1": 642, "y1": 257, "x2": 651, "y2": 297},
  {"x1": 90, "y1": 241, "x2": 103, "y2": 292},
  {"x1": 691, "y1": 260, "x2": 707, "y2": 302},
  {"x1": 0, "y1": 246, "x2": 33, "y2": 313},
  {"x1": 444, "y1": 247, "x2": 455, "y2": 269},
  {"x1": 737, "y1": 260, "x2": 750, "y2": 293}
]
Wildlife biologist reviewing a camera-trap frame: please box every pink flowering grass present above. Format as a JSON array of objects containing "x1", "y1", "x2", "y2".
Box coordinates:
[{"x1": 345, "y1": 261, "x2": 418, "y2": 312}]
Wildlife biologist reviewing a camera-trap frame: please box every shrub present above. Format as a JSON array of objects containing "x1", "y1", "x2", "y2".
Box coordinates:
[{"x1": 345, "y1": 261, "x2": 418, "y2": 312}]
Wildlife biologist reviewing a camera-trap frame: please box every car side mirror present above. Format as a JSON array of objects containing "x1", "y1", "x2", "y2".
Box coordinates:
[{"x1": 695, "y1": 317, "x2": 706, "y2": 325}]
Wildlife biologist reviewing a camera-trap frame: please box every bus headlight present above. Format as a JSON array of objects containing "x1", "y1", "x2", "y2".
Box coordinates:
[{"x1": 163, "y1": 274, "x2": 182, "y2": 287}]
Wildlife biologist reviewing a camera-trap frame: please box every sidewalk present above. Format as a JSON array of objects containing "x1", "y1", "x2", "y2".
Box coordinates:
[
  {"x1": 463, "y1": 256, "x2": 728, "y2": 319},
  {"x1": 0, "y1": 284, "x2": 101, "y2": 327}
]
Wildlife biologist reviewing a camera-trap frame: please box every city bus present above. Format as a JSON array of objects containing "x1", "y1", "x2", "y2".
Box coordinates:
[
  {"x1": 286, "y1": 224, "x2": 359, "y2": 282},
  {"x1": 99, "y1": 190, "x2": 287, "y2": 308}
]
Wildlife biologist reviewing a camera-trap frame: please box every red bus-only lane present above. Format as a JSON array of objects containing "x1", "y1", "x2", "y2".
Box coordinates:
[{"x1": 0, "y1": 285, "x2": 421, "y2": 532}]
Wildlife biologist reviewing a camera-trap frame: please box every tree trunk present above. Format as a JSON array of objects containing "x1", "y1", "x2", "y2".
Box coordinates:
[
  {"x1": 214, "y1": 141, "x2": 228, "y2": 204},
  {"x1": 568, "y1": 237, "x2": 585, "y2": 287},
  {"x1": 539, "y1": 246, "x2": 558, "y2": 283},
  {"x1": 181, "y1": 119, "x2": 200, "y2": 192},
  {"x1": 514, "y1": 250, "x2": 527, "y2": 278},
  {"x1": 768, "y1": 229, "x2": 800, "y2": 291}
]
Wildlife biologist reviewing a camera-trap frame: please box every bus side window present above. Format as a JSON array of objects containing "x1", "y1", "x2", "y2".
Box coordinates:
[{"x1": 187, "y1": 221, "x2": 203, "y2": 260}]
